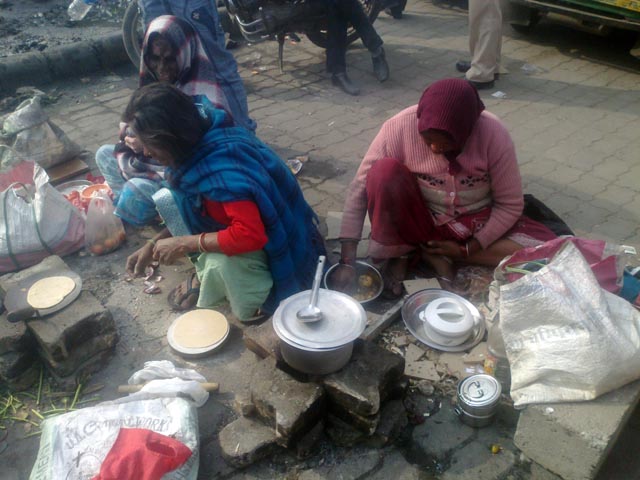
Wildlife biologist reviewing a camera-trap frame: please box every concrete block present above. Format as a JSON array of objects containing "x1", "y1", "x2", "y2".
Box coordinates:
[
  {"x1": 364, "y1": 399, "x2": 409, "y2": 448},
  {"x1": 250, "y1": 357, "x2": 325, "y2": 447},
  {"x1": 0, "y1": 359, "x2": 39, "y2": 391},
  {"x1": 27, "y1": 291, "x2": 116, "y2": 363},
  {"x1": 514, "y1": 379, "x2": 640, "y2": 480},
  {"x1": 295, "y1": 420, "x2": 324, "y2": 459},
  {"x1": 242, "y1": 317, "x2": 283, "y2": 361},
  {"x1": 232, "y1": 392, "x2": 256, "y2": 417},
  {"x1": 218, "y1": 416, "x2": 280, "y2": 468},
  {"x1": 0, "y1": 314, "x2": 34, "y2": 355},
  {"x1": 0, "y1": 349, "x2": 37, "y2": 380},
  {"x1": 325, "y1": 413, "x2": 367, "y2": 447},
  {"x1": 38, "y1": 331, "x2": 118, "y2": 377},
  {"x1": 45, "y1": 346, "x2": 117, "y2": 390},
  {"x1": 323, "y1": 340, "x2": 405, "y2": 417},
  {"x1": 329, "y1": 401, "x2": 380, "y2": 436}
]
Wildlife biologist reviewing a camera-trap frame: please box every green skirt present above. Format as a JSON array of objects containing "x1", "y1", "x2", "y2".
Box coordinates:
[{"x1": 193, "y1": 250, "x2": 273, "y2": 321}]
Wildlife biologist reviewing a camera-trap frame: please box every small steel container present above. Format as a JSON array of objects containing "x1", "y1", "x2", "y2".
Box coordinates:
[{"x1": 455, "y1": 374, "x2": 502, "y2": 428}]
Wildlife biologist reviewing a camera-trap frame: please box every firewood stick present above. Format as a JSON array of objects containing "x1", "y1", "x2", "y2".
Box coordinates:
[{"x1": 117, "y1": 382, "x2": 219, "y2": 394}]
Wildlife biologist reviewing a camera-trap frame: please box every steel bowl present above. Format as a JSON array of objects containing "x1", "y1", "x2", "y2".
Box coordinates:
[{"x1": 323, "y1": 260, "x2": 383, "y2": 304}]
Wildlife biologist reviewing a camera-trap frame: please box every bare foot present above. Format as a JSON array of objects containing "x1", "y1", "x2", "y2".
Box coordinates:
[
  {"x1": 381, "y1": 256, "x2": 410, "y2": 298},
  {"x1": 421, "y1": 251, "x2": 455, "y2": 283}
]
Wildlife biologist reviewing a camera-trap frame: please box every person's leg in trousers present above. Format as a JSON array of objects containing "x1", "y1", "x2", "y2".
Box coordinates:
[
  {"x1": 336, "y1": 0, "x2": 389, "y2": 82},
  {"x1": 327, "y1": 2, "x2": 360, "y2": 95},
  {"x1": 466, "y1": 0, "x2": 502, "y2": 87}
]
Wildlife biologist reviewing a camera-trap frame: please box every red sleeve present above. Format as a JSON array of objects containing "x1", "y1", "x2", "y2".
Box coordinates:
[{"x1": 203, "y1": 200, "x2": 268, "y2": 256}]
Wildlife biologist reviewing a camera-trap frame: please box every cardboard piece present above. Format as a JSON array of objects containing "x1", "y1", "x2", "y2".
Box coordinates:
[
  {"x1": 404, "y1": 343, "x2": 425, "y2": 364},
  {"x1": 403, "y1": 278, "x2": 442, "y2": 296},
  {"x1": 46, "y1": 158, "x2": 89, "y2": 185},
  {"x1": 462, "y1": 342, "x2": 489, "y2": 364},
  {"x1": 405, "y1": 360, "x2": 440, "y2": 381}
]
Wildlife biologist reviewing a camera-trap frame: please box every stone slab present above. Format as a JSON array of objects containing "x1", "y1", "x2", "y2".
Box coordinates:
[
  {"x1": 1, "y1": 360, "x2": 39, "y2": 391},
  {"x1": 218, "y1": 416, "x2": 280, "y2": 468},
  {"x1": 365, "y1": 399, "x2": 409, "y2": 448},
  {"x1": 411, "y1": 401, "x2": 476, "y2": 462},
  {"x1": 0, "y1": 255, "x2": 68, "y2": 298},
  {"x1": 27, "y1": 290, "x2": 115, "y2": 363},
  {"x1": 250, "y1": 357, "x2": 325, "y2": 447},
  {"x1": 324, "y1": 413, "x2": 367, "y2": 447},
  {"x1": 45, "y1": 346, "x2": 117, "y2": 389},
  {"x1": 514, "y1": 379, "x2": 640, "y2": 480},
  {"x1": 323, "y1": 340, "x2": 405, "y2": 417},
  {"x1": 329, "y1": 402, "x2": 380, "y2": 436}
]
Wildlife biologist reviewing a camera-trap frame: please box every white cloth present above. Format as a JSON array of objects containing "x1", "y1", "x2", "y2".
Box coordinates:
[{"x1": 466, "y1": 0, "x2": 502, "y2": 83}]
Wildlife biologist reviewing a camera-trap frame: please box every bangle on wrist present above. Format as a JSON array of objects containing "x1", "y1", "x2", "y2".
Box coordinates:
[
  {"x1": 198, "y1": 232, "x2": 208, "y2": 254},
  {"x1": 146, "y1": 238, "x2": 156, "y2": 247},
  {"x1": 339, "y1": 257, "x2": 356, "y2": 267},
  {"x1": 459, "y1": 243, "x2": 469, "y2": 258}
]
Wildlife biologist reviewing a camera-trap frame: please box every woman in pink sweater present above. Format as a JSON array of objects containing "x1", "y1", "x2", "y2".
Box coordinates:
[{"x1": 338, "y1": 78, "x2": 555, "y2": 296}]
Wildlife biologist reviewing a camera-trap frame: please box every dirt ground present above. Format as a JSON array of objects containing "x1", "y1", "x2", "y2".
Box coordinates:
[{"x1": 0, "y1": 0, "x2": 124, "y2": 58}]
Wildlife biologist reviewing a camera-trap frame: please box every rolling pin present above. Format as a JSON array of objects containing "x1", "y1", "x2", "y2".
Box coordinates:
[{"x1": 117, "y1": 382, "x2": 219, "y2": 394}]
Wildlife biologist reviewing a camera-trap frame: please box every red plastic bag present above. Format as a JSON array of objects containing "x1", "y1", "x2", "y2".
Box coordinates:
[
  {"x1": 85, "y1": 191, "x2": 126, "y2": 255},
  {"x1": 497, "y1": 237, "x2": 626, "y2": 293}
]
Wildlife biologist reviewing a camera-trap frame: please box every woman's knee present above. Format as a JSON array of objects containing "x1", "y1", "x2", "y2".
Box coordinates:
[
  {"x1": 367, "y1": 157, "x2": 411, "y2": 191},
  {"x1": 95, "y1": 145, "x2": 116, "y2": 172}
]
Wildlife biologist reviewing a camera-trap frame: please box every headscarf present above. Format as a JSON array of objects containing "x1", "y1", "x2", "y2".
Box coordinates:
[
  {"x1": 416, "y1": 78, "x2": 485, "y2": 174},
  {"x1": 140, "y1": 15, "x2": 229, "y2": 113}
]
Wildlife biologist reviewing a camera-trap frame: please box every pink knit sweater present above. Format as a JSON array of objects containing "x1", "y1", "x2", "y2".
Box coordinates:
[{"x1": 340, "y1": 106, "x2": 524, "y2": 249}]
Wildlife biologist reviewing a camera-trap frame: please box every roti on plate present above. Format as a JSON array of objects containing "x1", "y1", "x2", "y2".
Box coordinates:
[
  {"x1": 27, "y1": 276, "x2": 76, "y2": 310},
  {"x1": 172, "y1": 309, "x2": 229, "y2": 349}
]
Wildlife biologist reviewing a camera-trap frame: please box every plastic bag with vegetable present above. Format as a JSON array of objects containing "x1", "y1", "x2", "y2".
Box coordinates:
[{"x1": 85, "y1": 191, "x2": 126, "y2": 255}]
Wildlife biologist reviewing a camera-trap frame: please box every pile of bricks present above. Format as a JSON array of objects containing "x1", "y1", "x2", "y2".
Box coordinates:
[
  {"x1": 218, "y1": 319, "x2": 407, "y2": 467},
  {"x1": 0, "y1": 256, "x2": 118, "y2": 389}
]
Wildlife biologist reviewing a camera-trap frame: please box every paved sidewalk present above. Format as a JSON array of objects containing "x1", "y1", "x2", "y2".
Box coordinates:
[
  {"x1": 3, "y1": 1, "x2": 640, "y2": 478},
  {"x1": 48, "y1": 1, "x2": 640, "y2": 250}
]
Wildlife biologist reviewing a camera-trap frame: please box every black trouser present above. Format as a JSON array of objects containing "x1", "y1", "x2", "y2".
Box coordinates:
[{"x1": 326, "y1": 0, "x2": 384, "y2": 74}]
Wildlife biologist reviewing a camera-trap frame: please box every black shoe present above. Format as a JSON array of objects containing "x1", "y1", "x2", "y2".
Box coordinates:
[
  {"x1": 384, "y1": 7, "x2": 403, "y2": 19},
  {"x1": 332, "y1": 73, "x2": 360, "y2": 96},
  {"x1": 371, "y1": 47, "x2": 389, "y2": 83},
  {"x1": 467, "y1": 79, "x2": 495, "y2": 90},
  {"x1": 456, "y1": 60, "x2": 471, "y2": 73}
]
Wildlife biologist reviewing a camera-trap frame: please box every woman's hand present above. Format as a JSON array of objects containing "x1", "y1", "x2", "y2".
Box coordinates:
[
  {"x1": 153, "y1": 237, "x2": 190, "y2": 265},
  {"x1": 422, "y1": 240, "x2": 465, "y2": 259},
  {"x1": 126, "y1": 242, "x2": 155, "y2": 277},
  {"x1": 124, "y1": 135, "x2": 144, "y2": 154}
]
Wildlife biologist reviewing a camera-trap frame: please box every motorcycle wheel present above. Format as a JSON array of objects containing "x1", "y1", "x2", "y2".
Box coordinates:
[
  {"x1": 122, "y1": 1, "x2": 143, "y2": 67},
  {"x1": 305, "y1": 0, "x2": 383, "y2": 49}
]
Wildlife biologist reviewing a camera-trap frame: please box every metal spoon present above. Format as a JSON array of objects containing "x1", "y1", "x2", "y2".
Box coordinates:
[{"x1": 297, "y1": 255, "x2": 326, "y2": 323}]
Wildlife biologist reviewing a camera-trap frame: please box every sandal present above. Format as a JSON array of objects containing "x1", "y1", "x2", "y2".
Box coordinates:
[{"x1": 167, "y1": 272, "x2": 200, "y2": 311}]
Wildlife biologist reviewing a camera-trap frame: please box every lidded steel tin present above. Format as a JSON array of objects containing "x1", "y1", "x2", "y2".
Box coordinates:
[{"x1": 455, "y1": 374, "x2": 502, "y2": 428}]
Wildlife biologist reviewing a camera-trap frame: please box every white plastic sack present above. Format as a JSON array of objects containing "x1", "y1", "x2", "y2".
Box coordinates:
[
  {"x1": 499, "y1": 241, "x2": 640, "y2": 407},
  {"x1": 125, "y1": 360, "x2": 209, "y2": 407},
  {"x1": 0, "y1": 160, "x2": 85, "y2": 273},
  {"x1": 29, "y1": 397, "x2": 199, "y2": 480},
  {"x1": 1, "y1": 96, "x2": 81, "y2": 170}
]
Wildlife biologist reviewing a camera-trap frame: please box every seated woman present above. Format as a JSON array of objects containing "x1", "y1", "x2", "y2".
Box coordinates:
[
  {"x1": 337, "y1": 78, "x2": 556, "y2": 296},
  {"x1": 96, "y1": 15, "x2": 229, "y2": 226},
  {"x1": 124, "y1": 83, "x2": 325, "y2": 321}
]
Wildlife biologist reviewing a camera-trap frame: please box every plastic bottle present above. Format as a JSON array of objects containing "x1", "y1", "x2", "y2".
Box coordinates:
[
  {"x1": 67, "y1": 0, "x2": 97, "y2": 21},
  {"x1": 485, "y1": 315, "x2": 511, "y2": 394}
]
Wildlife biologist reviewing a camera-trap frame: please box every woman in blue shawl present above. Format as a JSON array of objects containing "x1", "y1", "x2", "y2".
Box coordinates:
[{"x1": 124, "y1": 83, "x2": 325, "y2": 320}]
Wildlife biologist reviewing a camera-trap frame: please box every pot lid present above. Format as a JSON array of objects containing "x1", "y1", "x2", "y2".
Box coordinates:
[
  {"x1": 273, "y1": 289, "x2": 366, "y2": 350},
  {"x1": 458, "y1": 374, "x2": 502, "y2": 407}
]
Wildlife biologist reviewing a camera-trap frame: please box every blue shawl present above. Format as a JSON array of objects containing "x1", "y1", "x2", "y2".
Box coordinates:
[{"x1": 167, "y1": 105, "x2": 325, "y2": 312}]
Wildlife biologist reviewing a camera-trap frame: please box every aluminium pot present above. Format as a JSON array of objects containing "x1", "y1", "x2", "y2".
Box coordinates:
[
  {"x1": 273, "y1": 289, "x2": 366, "y2": 375},
  {"x1": 454, "y1": 374, "x2": 502, "y2": 428}
]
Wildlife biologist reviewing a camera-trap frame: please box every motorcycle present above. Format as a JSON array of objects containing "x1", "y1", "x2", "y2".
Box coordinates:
[{"x1": 119, "y1": 0, "x2": 383, "y2": 70}]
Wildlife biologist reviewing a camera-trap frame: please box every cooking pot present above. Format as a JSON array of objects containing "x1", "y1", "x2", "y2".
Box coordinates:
[
  {"x1": 273, "y1": 289, "x2": 366, "y2": 375},
  {"x1": 454, "y1": 374, "x2": 502, "y2": 428}
]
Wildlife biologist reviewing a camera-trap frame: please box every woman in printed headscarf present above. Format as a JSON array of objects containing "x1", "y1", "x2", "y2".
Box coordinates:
[
  {"x1": 335, "y1": 78, "x2": 556, "y2": 296},
  {"x1": 95, "y1": 15, "x2": 230, "y2": 226}
]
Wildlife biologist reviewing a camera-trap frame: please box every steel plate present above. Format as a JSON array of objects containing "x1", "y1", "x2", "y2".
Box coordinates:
[{"x1": 402, "y1": 289, "x2": 486, "y2": 352}]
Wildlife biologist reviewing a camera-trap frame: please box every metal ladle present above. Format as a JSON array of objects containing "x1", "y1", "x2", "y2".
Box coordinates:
[{"x1": 296, "y1": 255, "x2": 326, "y2": 323}]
